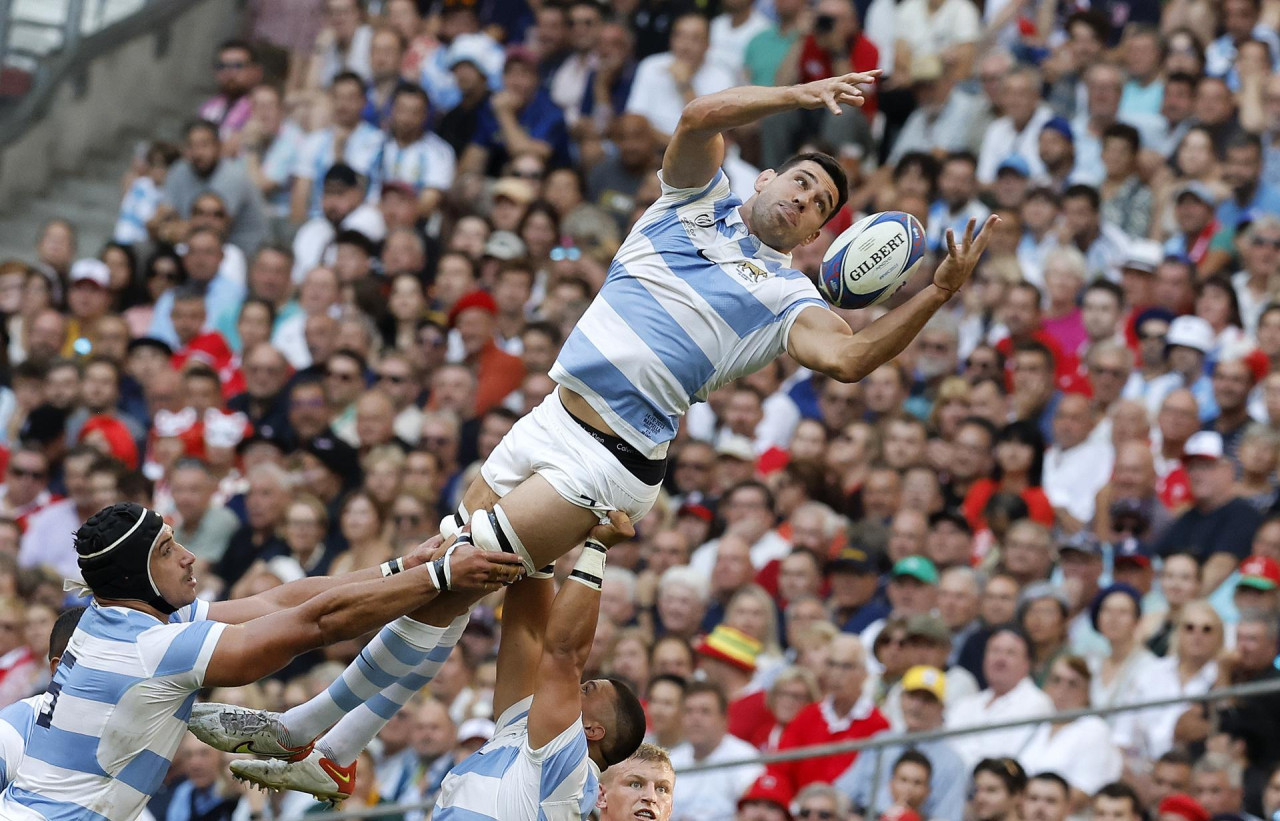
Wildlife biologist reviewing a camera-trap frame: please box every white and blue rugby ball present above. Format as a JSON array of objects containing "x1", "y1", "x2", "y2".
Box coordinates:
[{"x1": 820, "y1": 211, "x2": 926, "y2": 309}]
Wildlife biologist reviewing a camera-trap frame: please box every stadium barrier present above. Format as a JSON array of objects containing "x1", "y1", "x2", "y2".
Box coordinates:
[{"x1": 282, "y1": 676, "x2": 1280, "y2": 820}]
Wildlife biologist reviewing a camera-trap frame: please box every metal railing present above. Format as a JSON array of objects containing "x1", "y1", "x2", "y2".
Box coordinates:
[
  {"x1": 0, "y1": 0, "x2": 205, "y2": 145},
  {"x1": 281, "y1": 676, "x2": 1280, "y2": 821}
]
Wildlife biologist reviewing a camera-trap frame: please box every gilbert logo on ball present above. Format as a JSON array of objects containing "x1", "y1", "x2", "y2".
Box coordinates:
[{"x1": 821, "y1": 211, "x2": 926, "y2": 309}]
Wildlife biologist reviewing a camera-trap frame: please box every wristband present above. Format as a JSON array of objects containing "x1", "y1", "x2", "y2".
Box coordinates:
[
  {"x1": 380, "y1": 557, "x2": 405, "y2": 578},
  {"x1": 569, "y1": 540, "x2": 607, "y2": 591}
]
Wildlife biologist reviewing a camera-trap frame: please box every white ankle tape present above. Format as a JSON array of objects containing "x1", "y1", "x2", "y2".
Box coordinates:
[{"x1": 569, "y1": 540, "x2": 606, "y2": 590}]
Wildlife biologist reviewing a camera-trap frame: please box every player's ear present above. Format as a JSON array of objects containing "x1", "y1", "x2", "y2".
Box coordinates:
[
  {"x1": 595, "y1": 784, "x2": 608, "y2": 811},
  {"x1": 583, "y1": 716, "x2": 606, "y2": 743},
  {"x1": 48, "y1": 655, "x2": 60, "y2": 678},
  {"x1": 754, "y1": 169, "x2": 777, "y2": 193},
  {"x1": 801, "y1": 230, "x2": 821, "y2": 246}
]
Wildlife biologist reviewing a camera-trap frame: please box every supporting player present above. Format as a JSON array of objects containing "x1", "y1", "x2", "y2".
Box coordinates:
[
  {"x1": 0, "y1": 607, "x2": 85, "y2": 789},
  {"x1": 190, "y1": 74, "x2": 997, "y2": 797},
  {"x1": 594, "y1": 743, "x2": 677, "y2": 821},
  {"x1": 231, "y1": 521, "x2": 645, "y2": 820},
  {"x1": 0, "y1": 502, "x2": 520, "y2": 820}
]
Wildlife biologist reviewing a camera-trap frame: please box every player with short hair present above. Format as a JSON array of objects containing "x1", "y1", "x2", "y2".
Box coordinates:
[
  {"x1": 0, "y1": 607, "x2": 85, "y2": 789},
  {"x1": 595, "y1": 743, "x2": 676, "y2": 821},
  {"x1": 232, "y1": 521, "x2": 645, "y2": 821},
  {"x1": 190, "y1": 74, "x2": 997, "y2": 801},
  {"x1": 0, "y1": 502, "x2": 520, "y2": 820}
]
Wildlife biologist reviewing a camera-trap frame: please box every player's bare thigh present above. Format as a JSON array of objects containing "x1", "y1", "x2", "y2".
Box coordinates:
[{"x1": 411, "y1": 474, "x2": 599, "y2": 624}]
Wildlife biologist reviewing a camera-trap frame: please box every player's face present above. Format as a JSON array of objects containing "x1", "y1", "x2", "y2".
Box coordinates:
[
  {"x1": 149, "y1": 528, "x2": 198, "y2": 608},
  {"x1": 598, "y1": 760, "x2": 675, "y2": 821},
  {"x1": 581, "y1": 678, "x2": 618, "y2": 742},
  {"x1": 751, "y1": 161, "x2": 838, "y2": 252}
]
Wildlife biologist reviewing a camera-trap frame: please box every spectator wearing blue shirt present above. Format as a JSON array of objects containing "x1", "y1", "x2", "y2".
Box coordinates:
[
  {"x1": 578, "y1": 22, "x2": 638, "y2": 137},
  {"x1": 461, "y1": 46, "x2": 570, "y2": 178},
  {"x1": 1217, "y1": 134, "x2": 1280, "y2": 244},
  {"x1": 1204, "y1": 0, "x2": 1280, "y2": 82}
]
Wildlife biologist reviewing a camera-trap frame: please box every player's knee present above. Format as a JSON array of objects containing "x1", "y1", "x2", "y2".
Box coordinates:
[
  {"x1": 470, "y1": 504, "x2": 534, "y2": 572},
  {"x1": 439, "y1": 504, "x2": 470, "y2": 540}
]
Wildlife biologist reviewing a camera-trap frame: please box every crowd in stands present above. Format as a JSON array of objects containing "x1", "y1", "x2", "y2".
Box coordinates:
[{"x1": 5, "y1": 0, "x2": 1280, "y2": 818}]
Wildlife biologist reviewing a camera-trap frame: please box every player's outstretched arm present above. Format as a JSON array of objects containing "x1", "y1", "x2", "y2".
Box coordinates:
[
  {"x1": 207, "y1": 536, "x2": 450, "y2": 624},
  {"x1": 663, "y1": 72, "x2": 879, "y2": 190},
  {"x1": 787, "y1": 215, "x2": 999, "y2": 383},
  {"x1": 527, "y1": 512, "x2": 635, "y2": 750},
  {"x1": 492, "y1": 574, "x2": 556, "y2": 718},
  {"x1": 203, "y1": 542, "x2": 523, "y2": 687}
]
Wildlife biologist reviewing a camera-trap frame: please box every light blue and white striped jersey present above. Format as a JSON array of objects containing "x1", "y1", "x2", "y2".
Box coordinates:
[
  {"x1": 433, "y1": 696, "x2": 600, "y2": 821},
  {"x1": 0, "y1": 599, "x2": 223, "y2": 821},
  {"x1": 294, "y1": 123, "x2": 385, "y2": 218},
  {"x1": 0, "y1": 696, "x2": 39, "y2": 789},
  {"x1": 549, "y1": 169, "x2": 829, "y2": 459},
  {"x1": 368, "y1": 132, "x2": 456, "y2": 199}
]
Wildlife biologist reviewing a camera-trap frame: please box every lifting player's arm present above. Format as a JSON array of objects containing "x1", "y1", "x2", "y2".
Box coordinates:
[
  {"x1": 203, "y1": 542, "x2": 523, "y2": 687},
  {"x1": 527, "y1": 513, "x2": 635, "y2": 750},
  {"x1": 206, "y1": 536, "x2": 451, "y2": 624},
  {"x1": 493, "y1": 572, "x2": 557, "y2": 719},
  {"x1": 787, "y1": 215, "x2": 1001, "y2": 383},
  {"x1": 662, "y1": 72, "x2": 879, "y2": 190}
]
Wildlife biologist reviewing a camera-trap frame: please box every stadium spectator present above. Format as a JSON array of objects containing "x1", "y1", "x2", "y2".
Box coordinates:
[
  {"x1": 669, "y1": 680, "x2": 764, "y2": 821},
  {"x1": 947, "y1": 626, "x2": 1053, "y2": 769}
]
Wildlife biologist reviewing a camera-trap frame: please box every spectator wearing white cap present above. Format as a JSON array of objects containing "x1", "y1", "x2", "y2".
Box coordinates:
[
  {"x1": 436, "y1": 35, "x2": 504, "y2": 158},
  {"x1": 1145, "y1": 315, "x2": 1219, "y2": 422},
  {"x1": 1153, "y1": 431, "x2": 1263, "y2": 595},
  {"x1": 65, "y1": 259, "x2": 113, "y2": 355}
]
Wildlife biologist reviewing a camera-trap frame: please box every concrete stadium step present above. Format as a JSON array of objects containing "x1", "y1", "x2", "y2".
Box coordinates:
[{"x1": 0, "y1": 96, "x2": 203, "y2": 265}]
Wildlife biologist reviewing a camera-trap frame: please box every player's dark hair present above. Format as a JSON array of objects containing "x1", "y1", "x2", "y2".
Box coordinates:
[
  {"x1": 602, "y1": 677, "x2": 647, "y2": 767},
  {"x1": 50, "y1": 606, "x2": 86, "y2": 662},
  {"x1": 778, "y1": 152, "x2": 848, "y2": 226}
]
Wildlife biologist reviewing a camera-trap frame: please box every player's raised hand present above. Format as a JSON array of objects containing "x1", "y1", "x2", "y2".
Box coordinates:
[
  {"x1": 587, "y1": 510, "x2": 636, "y2": 549},
  {"x1": 933, "y1": 214, "x2": 1001, "y2": 296},
  {"x1": 794, "y1": 70, "x2": 881, "y2": 114},
  {"x1": 446, "y1": 541, "x2": 526, "y2": 591}
]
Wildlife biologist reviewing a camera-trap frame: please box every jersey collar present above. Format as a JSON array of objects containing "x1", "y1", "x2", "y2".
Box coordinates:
[{"x1": 728, "y1": 205, "x2": 794, "y2": 268}]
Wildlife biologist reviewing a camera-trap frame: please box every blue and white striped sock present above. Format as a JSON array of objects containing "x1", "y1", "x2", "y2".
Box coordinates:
[
  {"x1": 321, "y1": 613, "x2": 470, "y2": 765},
  {"x1": 280, "y1": 616, "x2": 451, "y2": 746}
]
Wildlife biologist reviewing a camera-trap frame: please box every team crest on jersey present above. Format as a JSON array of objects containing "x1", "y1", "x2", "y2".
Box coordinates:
[
  {"x1": 681, "y1": 212, "x2": 715, "y2": 230},
  {"x1": 735, "y1": 261, "x2": 769, "y2": 283}
]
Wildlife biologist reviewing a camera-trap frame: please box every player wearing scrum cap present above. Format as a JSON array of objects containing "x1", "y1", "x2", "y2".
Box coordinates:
[{"x1": 0, "y1": 502, "x2": 520, "y2": 821}]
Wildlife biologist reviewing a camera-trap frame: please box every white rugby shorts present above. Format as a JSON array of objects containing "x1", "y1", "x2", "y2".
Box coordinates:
[{"x1": 480, "y1": 390, "x2": 663, "y2": 525}]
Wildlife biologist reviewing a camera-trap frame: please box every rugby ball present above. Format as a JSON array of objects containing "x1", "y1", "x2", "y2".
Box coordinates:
[{"x1": 820, "y1": 211, "x2": 926, "y2": 309}]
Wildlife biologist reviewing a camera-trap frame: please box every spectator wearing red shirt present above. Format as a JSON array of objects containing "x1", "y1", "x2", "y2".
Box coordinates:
[
  {"x1": 696, "y1": 624, "x2": 766, "y2": 742},
  {"x1": 0, "y1": 595, "x2": 36, "y2": 708},
  {"x1": 762, "y1": 0, "x2": 878, "y2": 168},
  {"x1": 963, "y1": 420, "x2": 1054, "y2": 534},
  {"x1": 169, "y1": 288, "x2": 234, "y2": 376},
  {"x1": 450, "y1": 290, "x2": 526, "y2": 418},
  {"x1": 767, "y1": 633, "x2": 890, "y2": 799}
]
